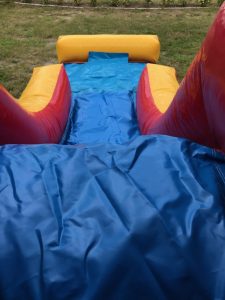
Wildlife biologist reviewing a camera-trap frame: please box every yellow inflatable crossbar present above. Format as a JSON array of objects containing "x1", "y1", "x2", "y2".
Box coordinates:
[{"x1": 56, "y1": 35, "x2": 160, "y2": 63}]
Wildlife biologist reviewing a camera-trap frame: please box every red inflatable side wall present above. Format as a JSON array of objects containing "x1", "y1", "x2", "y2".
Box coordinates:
[
  {"x1": 0, "y1": 66, "x2": 71, "y2": 144},
  {"x1": 137, "y1": 3, "x2": 225, "y2": 152},
  {"x1": 137, "y1": 67, "x2": 162, "y2": 134}
]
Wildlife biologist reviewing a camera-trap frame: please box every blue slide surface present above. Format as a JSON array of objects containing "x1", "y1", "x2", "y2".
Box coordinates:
[{"x1": 63, "y1": 53, "x2": 145, "y2": 145}]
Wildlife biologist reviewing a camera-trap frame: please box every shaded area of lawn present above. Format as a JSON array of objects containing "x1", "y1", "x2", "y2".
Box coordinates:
[{"x1": 0, "y1": 4, "x2": 218, "y2": 97}]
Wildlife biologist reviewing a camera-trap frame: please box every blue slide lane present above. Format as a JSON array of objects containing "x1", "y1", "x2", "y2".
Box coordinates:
[{"x1": 63, "y1": 52, "x2": 145, "y2": 145}]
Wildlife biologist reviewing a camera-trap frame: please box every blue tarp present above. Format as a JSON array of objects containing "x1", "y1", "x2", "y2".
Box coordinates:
[{"x1": 1, "y1": 53, "x2": 225, "y2": 299}]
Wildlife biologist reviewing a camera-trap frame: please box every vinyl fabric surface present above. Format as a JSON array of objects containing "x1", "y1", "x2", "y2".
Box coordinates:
[{"x1": 0, "y1": 135, "x2": 225, "y2": 300}]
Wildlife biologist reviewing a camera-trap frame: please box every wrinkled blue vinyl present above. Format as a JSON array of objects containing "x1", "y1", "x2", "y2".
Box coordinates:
[
  {"x1": 62, "y1": 52, "x2": 145, "y2": 145},
  {"x1": 0, "y1": 136, "x2": 225, "y2": 299}
]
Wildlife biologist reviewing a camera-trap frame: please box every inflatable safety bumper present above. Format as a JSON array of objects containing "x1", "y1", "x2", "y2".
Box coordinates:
[
  {"x1": 137, "y1": 63, "x2": 179, "y2": 134},
  {"x1": 137, "y1": 3, "x2": 225, "y2": 153},
  {"x1": 0, "y1": 64, "x2": 71, "y2": 144},
  {"x1": 56, "y1": 35, "x2": 160, "y2": 63}
]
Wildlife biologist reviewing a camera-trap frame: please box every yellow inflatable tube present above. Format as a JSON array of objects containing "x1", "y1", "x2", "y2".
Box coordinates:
[
  {"x1": 56, "y1": 35, "x2": 160, "y2": 63},
  {"x1": 146, "y1": 63, "x2": 179, "y2": 113},
  {"x1": 136, "y1": 63, "x2": 179, "y2": 134},
  {"x1": 19, "y1": 64, "x2": 62, "y2": 112}
]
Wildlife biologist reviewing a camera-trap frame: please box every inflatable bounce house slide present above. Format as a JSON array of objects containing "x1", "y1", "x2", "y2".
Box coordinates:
[{"x1": 1, "y1": 4, "x2": 225, "y2": 300}]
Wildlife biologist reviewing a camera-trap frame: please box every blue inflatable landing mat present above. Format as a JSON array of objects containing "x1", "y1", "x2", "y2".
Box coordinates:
[{"x1": 0, "y1": 136, "x2": 225, "y2": 299}]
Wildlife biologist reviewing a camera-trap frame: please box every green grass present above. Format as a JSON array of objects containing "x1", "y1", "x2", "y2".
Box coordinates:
[
  {"x1": 0, "y1": 3, "x2": 218, "y2": 97},
  {"x1": 3, "y1": 0, "x2": 220, "y2": 7}
]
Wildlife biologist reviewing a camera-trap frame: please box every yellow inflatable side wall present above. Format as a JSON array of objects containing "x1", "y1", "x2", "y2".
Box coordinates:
[
  {"x1": 19, "y1": 64, "x2": 62, "y2": 112},
  {"x1": 56, "y1": 35, "x2": 160, "y2": 63},
  {"x1": 147, "y1": 64, "x2": 179, "y2": 113}
]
